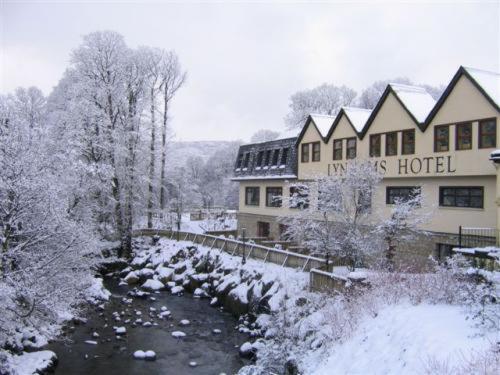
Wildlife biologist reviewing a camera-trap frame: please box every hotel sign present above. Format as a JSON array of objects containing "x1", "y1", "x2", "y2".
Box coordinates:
[{"x1": 328, "y1": 155, "x2": 456, "y2": 176}]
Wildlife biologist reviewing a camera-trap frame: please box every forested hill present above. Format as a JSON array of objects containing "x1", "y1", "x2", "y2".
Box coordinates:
[{"x1": 166, "y1": 140, "x2": 241, "y2": 169}]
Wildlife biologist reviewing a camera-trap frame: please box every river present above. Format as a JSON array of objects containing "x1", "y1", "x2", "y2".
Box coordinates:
[{"x1": 47, "y1": 278, "x2": 249, "y2": 374}]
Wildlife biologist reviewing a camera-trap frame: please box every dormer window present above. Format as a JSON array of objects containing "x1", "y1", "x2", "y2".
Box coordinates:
[
  {"x1": 281, "y1": 148, "x2": 289, "y2": 165},
  {"x1": 265, "y1": 150, "x2": 272, "y2": 165},
  {"x1": 236, "y1": 154, "x2": 243, "y2": 168},
  {"x1": 256, "y1": 151, "x2": 264, "y2": 166},
  {"x1": 272, "y1": 149, "x2": 279, "y2": 166},
  {"x1": 243, "y1": 152, "x2": 250, "y2": 168}
]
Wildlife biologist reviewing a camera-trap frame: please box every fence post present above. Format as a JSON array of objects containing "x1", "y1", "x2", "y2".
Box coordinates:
[{"x1": 458, "y1": 225, "x2": 462, "y2": 248}]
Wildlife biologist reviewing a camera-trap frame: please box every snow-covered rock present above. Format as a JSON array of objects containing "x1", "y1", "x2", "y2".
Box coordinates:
[
  {"x1": 144, "y1": 350, "x2": 156, "y2": 361},
  {"x1": 114, "y1": 327, "x2": 126, "y2": 335},
  {"x1": 156, "y1": 266, "x2": 175, "y2": 283},
  {"x1": 133, "y1": 350, "x2": 146, "y2": 359},
  {"x1": 84, "y1": 340, "x2": 98, "y2": 345},
  {"x1": 179, "y1": 319, "x2": 190, "y2": 326},
  {"x1": 85, "y1": 277, "x2": 111, "y2": 304},
  {"x1": 124, "y1": 271, "x2": 140, "y2": 285},
  {"x1": 171, "y1": 331, "x2": 186, "y2": 338},
  {"x1": 141, "y1": 279, "x2": 165, "y2": 291},
  {"x1": 171, "y1": 285, "x2": 184, "y2": 294}
]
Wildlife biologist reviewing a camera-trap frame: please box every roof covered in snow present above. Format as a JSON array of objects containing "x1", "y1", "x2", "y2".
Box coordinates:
[
  {"x1": 342, "y1": 107, "x2": 372, "y2": 133},
  {"x1": 389, "y1": 83, "x2": 436, "y2": 123},
  {"x1": 309, "y1": 113, "x2": 336, "y2": 138},
  {"x1": 425, "y1": 66, "x2": 500, "y2": 128},
  {"x1": 463, "y1": 67, "x2": 500, "y2": 108}
]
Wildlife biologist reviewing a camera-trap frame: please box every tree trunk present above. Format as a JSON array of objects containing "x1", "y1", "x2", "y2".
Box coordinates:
[
  {"x1": 147, "y1": 87, "x2": 157, "y2": 229},
  {"x1": 159, "y1": 91, "x2": 168, "y2": 211}
]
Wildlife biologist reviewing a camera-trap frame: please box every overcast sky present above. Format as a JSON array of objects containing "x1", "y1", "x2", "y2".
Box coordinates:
[{"x1": 1, "y1": 1, "x2": 499, "y2": 142}]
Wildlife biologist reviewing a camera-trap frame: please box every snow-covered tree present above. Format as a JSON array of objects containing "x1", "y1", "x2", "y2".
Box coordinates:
[
  {"x1": 250, "y1": 129, "x2": 280, "y2": 143},
  {"x1": 282, "y1": 161, "x2": 382, "y2": 270},
  {"x1": 0, "y1": 90, "x2": 97, "y2": 348},
  {"x1": 284, "y1": 83, "x2": 356, "y2": 129},
  {"x1": 357, "y1": 78, "x2": 445, "y2": 109},
  {"x1": 376, "y1": 190, "x2": 431, "y2": 271}
]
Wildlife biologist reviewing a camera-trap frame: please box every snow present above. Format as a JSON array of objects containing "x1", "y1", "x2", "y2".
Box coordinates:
[
  {"x1": 133, "y1": 350, "x2": 146, "y2": 359},
  {"x1": 84, "y1": 340, "x2": 98, "y2": 345},
  {"x1": 114, "y1": 326, "x2": 126, "y2": 335},
  {"x1": 310, "y1": 113, "x2": 336, "y2": 138},
  {"x1": 179, "y1": 319, "x2": 190, "y2": 326},
  {"x1": 9, "y1": 350, "x2": 57, "y2": 374},
  {"x1": 311, "y1": 303, "x2": 495, "y2": 375},
  {"x1": 171, "y1": 331, "x2": 186, "y2": 338},
  {"x1": 342, "y1": 106, "x2": 372, "y2": 133},
  {"x1": 390, "y1": 83, "x2": 436, "y2": 123},
  {"x1": 464, "y1": 66, "x2": 500, "y2": 107},
  {"x1": 141, "y1": 279, "x2": 164, "y2": 291},
  {"x1": 85, "y1": 277, "x2": 111, "y2": 303},
  {"x1": 276, "y1": 128, "x2": 299, "y2": 140},
  {"x1": 231, "y1": 174, "x2": 297, "y2": 181}
]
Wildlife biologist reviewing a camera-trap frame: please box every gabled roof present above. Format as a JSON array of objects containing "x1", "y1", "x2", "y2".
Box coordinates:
[
  {"x1": 295, "y1": 113, "x2": 336, "y2": 145},
  {"x1": 326, "y1": 107, "x2": 372, "y2": 141},
  {"x1": 424, "y1": 66, "x2": 500, "y2": 129},
  {"x1": 360, "y1": 84, "x2": 435, "y2": 138}
]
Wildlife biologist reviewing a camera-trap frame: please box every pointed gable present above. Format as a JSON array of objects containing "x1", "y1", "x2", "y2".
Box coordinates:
[
  {"x1": 295, "y1": 113, "x2": 336, "y2": 145},
  {"x1": 326, "y1": 107, "x2": 371, "y2": 141},
  {"x1": 425, "y1": 66, "x2": 500, "y2": 128},
  {"x1": 360, "y1": 84, "x2": 435, "y2": 138}
]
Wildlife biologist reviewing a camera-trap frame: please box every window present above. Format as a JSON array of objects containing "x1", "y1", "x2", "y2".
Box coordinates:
[
  {"x1": 265, "y1": 150, "x2": 272, "y2": 166},
  {"x1": 385, "y1": 132, "x2": 398, "y2": 156},
  {"x1": 245, "y1": 187, "x2": 260, "y2": 206},
  {"x1": 257, "y1": 221, "x2": 270, "y2": 238},
  {"x1": 439, "y1": 187, "x2": 483, "y2": 208},
  {"x1": 434, "y1": 125, "x2": 449, "y2": 152},
  {"x1": 243, "y1": 153, "x2": 250, "y2": 168},
  {"x1": 236, "y1": 154, "x2": 243, "y2": 168},
  {"x1": 289, "y1": 185, "x2": 309, "y2": 209},
  {"x1": 266, "y1": 187, "x2": 282, "y2": 207},
  {"x1": 402, "y1": 129, "x2": 415, "y2": 155},
  {"x1": 369, "y1": 134, "x2": 381, "y2": 157},
  {"x1": 271, "y1": 149, "x2": 279, "y2": 166},
  {"x1": 333, "y1": 139, "x2": 343, "y2": 160},
  {"x1": 312, "y1": 142, "x2": 321, "y2": 162},
  {"x1": 256, "y1": 151, "x2": 264, "y2": 167},
  {"x1": 301, "y1": 143, "x2": 309, "y2": 163},
  {"x1": 386, "y1": 186, "x2": 421, "y2": 204},
  {"x1": 280, "y1": 148, "x2": 289, "y2": 165},
  {"x1": 456, "y1": 122, "x2": 472, "y2": 150},
  {"x1": 479, "y1": 119, "x2": 496, "y2": 148},
  {"x1": 346, "y1": 138, "x2": 357, "y2": 159}
]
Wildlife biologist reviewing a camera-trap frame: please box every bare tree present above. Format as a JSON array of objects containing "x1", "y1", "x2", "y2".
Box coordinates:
[
  {"x1": 284, "y1": 83, "x2": 356, "y2": 129},
  {"x1": 159, "y1": 52, "x2": 186, "y2": 211},
  {"x1": 250, "y1": 129, "x2": 280, "y2": 143}
]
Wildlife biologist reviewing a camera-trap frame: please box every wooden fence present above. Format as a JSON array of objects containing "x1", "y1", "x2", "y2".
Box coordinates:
[
  {"x1": 132, "y1": 228, "x2": 330, "y2": 272},
  {"x1": 309, "y1": 268, "x2": 348, "y2": 292}
]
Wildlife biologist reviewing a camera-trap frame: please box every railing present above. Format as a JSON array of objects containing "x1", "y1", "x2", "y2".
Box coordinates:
[
  {"x1": 458, "y1": 226, "x2": 499, "y2": 248},
  {"x1": 132, "y1": 228, "x2": 335, "y2": 272}
]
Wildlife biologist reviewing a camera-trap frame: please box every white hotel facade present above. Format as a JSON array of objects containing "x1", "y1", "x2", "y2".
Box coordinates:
[{"x1": 232, "y1": 67, "x2": 500, "y2": 266}]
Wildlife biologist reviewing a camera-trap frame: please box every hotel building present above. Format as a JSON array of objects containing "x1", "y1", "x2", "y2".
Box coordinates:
[{"x1": 232, "y1": 67, "x2": 500, "y2": 266}]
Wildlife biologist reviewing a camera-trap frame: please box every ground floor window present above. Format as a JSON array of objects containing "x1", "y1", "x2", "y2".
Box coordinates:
[
  {"x1": 245, "y1": 187, "x2": 260, "y2": 206},
  {"x1": 266, "y1": 187, "x2": 283, "y2": 207},
  {"x1": 257, "y1": 221, "x2": 270, "y2": 238},
  {"x1": 439, "y1": 186, "x2": 483, "y2": 208},
  {"x1": 386, "y1": 186, "x2": 421, "y2": 204}
]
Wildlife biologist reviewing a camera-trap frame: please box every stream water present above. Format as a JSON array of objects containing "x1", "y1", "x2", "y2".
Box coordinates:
[{"x1": 47, "y1": 278, "x2": 249, "y2": 374}]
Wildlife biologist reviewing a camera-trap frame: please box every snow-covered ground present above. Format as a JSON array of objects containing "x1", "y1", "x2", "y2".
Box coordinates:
[
  {"x1": 127, "y1": 238, "x2": 499, "y2": 374},
  {"x1": 311, "y1": 303, "x2": 498, "y2": 374}
]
